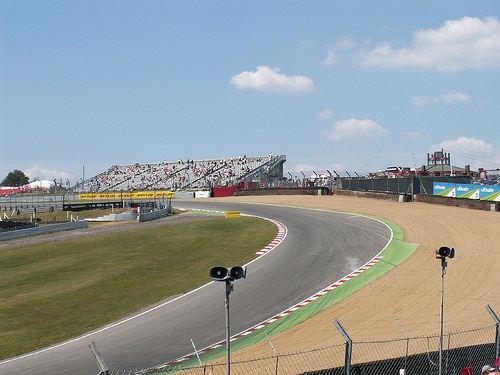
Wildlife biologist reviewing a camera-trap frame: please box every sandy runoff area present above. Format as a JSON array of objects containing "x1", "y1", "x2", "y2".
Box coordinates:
[{"x1": 213, "y1": 194, "x2": 500, "y2": 359}]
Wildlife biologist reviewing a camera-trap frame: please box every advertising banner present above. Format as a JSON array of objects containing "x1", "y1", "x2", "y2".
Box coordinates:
[
  {"x1": 433, "y1": 182, "x2": 455, "y2": 198},
  {"x1": 455, "y1": 184, "x2": 480, "y2": 199},
  {"x1": 79, "y1": 191, "x2": 174, "y2": 200},
  {"x1": 480, "y1": 185, "x2": 500, "y2": 201},
  {"x1": 433, "y1": 182, "x2": 500, "y2": 201}
]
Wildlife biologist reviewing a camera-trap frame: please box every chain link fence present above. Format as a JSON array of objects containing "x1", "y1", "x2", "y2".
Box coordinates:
[
  {"x1": 340, "y1": 176, "x2": 473, "y2": 196},
  {"x1": 130, "y1": 324, "x2": 498, "y2": 375}
]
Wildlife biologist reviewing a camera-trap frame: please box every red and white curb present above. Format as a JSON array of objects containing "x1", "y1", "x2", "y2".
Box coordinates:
[
  {"x1": 222, "y1": 255, "x2": 383, "y2": 339},
  {"x1": 253, "y1": 217, "x2": 286, "y2": 257},
  {"x1": 150, "y1": 255, "x2": 383, "y2": 371}
]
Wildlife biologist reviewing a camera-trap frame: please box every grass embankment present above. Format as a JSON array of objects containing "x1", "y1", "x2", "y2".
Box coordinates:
[{"x1": 0, "y1": 213, "x2": 278, "y2": 360}]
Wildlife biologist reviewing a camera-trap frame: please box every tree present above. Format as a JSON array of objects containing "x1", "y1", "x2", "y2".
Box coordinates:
[{"x1": 1, "y1": 170, "x2": 29, "y2": 187}]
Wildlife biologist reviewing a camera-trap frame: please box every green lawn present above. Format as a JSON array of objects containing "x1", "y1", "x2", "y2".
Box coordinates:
[{"x1": 0, "y1": 215, "x2": 278, "y2": 359}]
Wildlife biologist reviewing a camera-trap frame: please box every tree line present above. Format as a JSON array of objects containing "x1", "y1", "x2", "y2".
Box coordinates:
[{"x1": 1, "y1": 170, "x2": 30, "y2": 187}]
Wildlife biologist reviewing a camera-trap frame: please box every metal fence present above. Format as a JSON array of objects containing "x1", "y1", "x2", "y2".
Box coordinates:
[
  {"x1": 340, "y1": 176, "x2": 473, "y2": 196},
  {"x1": 126, "y1": 323, "x2": 499, "y2": 375},
  {"x1": 0, "y1": 192, "x2": 172, "y2": 214}
]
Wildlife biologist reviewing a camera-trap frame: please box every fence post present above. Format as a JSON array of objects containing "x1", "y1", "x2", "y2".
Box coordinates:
[
  {"x1": 89, "y1": 341, "x2": 109, "y2": 375},
  {"x1": 397, "y1": 320, "x2": 410, "y2": 372},
  {"x1": 334, "y1": 319, "x2": 352, "y2": 375},
  {"x1": 486, "y1": 304, "x2": 500, "y2": 360}
]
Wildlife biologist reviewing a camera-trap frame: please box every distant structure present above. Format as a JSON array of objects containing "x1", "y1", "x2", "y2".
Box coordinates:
[
  {"x1": 369, "y1": 149, "x2": 472, "y2": 178},
  {"x1": 421, "y1": 149, "x2": 470, "y2": 176}
]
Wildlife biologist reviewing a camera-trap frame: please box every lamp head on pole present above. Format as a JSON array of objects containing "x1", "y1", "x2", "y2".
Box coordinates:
[
  {"x1": 435, "y1": 246, "x2": 455, "y2": 260},
  {"x1": 210, "y1": 266, "x2": 247, "y2": 281}
]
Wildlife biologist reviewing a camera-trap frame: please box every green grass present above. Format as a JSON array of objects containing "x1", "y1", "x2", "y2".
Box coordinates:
[{"x1": 0, "y1": 215, "x2": 278, "y2": 359}]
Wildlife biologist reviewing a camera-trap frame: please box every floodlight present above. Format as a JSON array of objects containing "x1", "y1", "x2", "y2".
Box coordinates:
[
  {"x1": 435, "y1": 246, "x2": 455, "y2": 259},
  {"x1": 210, "y1": 266, "x2": 246, "y2": 281},
  {"x1": 229, "y1": 266, "x2": 246, "y2": 280},
  {"x1": 210, "y1": 266, "x2": 229, "y2": 280}
]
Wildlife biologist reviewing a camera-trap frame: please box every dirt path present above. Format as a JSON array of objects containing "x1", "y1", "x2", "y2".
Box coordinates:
[{"x1": 214, "y1": 195, "x2": 500, "y2": 360}]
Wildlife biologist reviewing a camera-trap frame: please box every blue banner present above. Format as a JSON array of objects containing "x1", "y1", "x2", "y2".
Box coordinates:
[
  {"x1": 479, "y1": 185, "x2": 500, "y2": 201},
  {"x1": 433, "y1": 182, "x2": 455, "y2": 198},
  {"x1": 455, "y1": 184, "x2": 480, "y2": 199},
  {"x1": 433, "y1": 182, "x2": 500, "y2": 201}
]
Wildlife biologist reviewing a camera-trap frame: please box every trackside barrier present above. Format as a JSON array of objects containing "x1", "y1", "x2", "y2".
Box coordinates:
[
  {"x1": 0, "y1": 220, "x2": 88, "y2": 241},
  {"x1": 138, "y1": 208, "x2": 172, "y2": 222},
  {"x1": 86, "y1": 211, "x2": 138, "y2": 222},
  {"x1": 174, "y1": 191, "x2": 195, "y2": 199},
  {"x1": 194, "y1": 191, "x2": 211, "y2": 198},
  {"x1": 136, "y1": 323, "x2": 499, "y2": 375}
]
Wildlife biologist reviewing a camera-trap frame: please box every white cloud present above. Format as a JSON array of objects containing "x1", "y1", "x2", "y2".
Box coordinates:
[
  {"x1": 412, "y1": 91, "x2": 471, "y2": 106},
  {"x1": 322, "y1": 35, "x2": 356, "y2": 66},
  {"x1": 321, "y1": 51, "x2": 339, "y2": 66},
  {"x1": 230, "y1": 66, "x2": 315, "y2": 92},
  {"x1": 438, "y1": 92, "x2": 471, "y2": 103},
  {"x1": 318, "y1": 109, "x2": 333, "y2": 119},
  {"x1": 406, "y1": 131, "x2": 421, "y2": 139},
  {"x1": 359, "y1": 17, "x2": 500, "y2": 71},
  {"x1": 24, "y1": 166, "x2": 72, "y2": 183},
  {"x1": 322, "y1": 118, "x2": 387, "y2": 140},
  {"x1": 412, "y1": 97, "x2": 428, "y2": 106},
  {"x1": 431, "y1": 137, "x2": 499, "y2": 169},
  {"x1": 334, "y1": 35, "x2": 356, "y2": 50}
]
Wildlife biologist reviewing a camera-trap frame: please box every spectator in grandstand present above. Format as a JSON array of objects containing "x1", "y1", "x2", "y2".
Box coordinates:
[{"x1": 482, "y1": 365, "x2": 500, "y2": 374}]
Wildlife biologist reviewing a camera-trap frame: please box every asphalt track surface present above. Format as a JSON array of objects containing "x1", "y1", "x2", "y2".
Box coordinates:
[{"x1": 0, "y1": 200, "x2": 392, "y2": 375}]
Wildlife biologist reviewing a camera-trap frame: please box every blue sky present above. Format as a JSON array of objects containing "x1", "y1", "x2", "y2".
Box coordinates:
[{"x1": 1, "y1": 1, "x2": 499, "y2": 185}]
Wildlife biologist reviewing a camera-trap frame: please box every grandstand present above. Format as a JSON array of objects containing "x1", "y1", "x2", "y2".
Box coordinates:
[{"x1": 70, "y1": 154, "x2": 286, "y2": 193}]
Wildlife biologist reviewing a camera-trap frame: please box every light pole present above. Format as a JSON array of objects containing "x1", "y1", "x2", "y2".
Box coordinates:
[
  {"x1": 435, "y1": 246, "x2": 455, "y2": 375},
  {"x1": 210, "y1": 266, "x2": 247, "y2": 375}
]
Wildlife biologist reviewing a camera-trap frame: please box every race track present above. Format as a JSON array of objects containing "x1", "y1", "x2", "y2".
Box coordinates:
[{"x1": 0, "y1": 200, "x2": 392, "y2": 375}]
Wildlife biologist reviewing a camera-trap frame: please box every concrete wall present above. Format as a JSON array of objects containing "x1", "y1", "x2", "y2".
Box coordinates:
[
  {"x1": 138, "y1": 208, "x2": 171, "y2": 222},
  {"x1": 335, "y1": 189, "x2": 403, "y2": 201},
  {"x1": 0, "y1": 220, "x2": 89, "y2": 242},
  {"x1": 85, "y1": 211, "x2": 138, "y2": 222},
  {"x1": 174, "y1": 191, "x2": 195, "y2": 199},
  {"x1": 415, "y1": 194, "x2": 499, "y2": 211}
]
